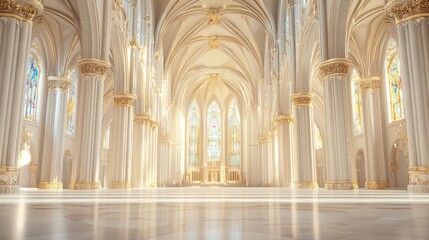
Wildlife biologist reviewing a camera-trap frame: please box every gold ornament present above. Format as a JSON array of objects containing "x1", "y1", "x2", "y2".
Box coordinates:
[
  {"x1": 365, "y1": 181, "x2": 388, "y2": 189},
  {"x1": 209, "y1": 35, "x2": 219, "y2": 49},
  {"x1": 291, "y1": 93, "x2": 314, "y2": 107},
  {"x1": 108, "y1": 181, "x2": 131, "y2": 189},
  {"x1": 295, "y1": 181, "x2": 319, "y2": 189},
  {"x1": 47, "y1": 77, "x2": 72, "y2": 91},
  {"x1": 356, "y1": 76, "x2": 381, "y2": 92},
  {"x1": 325, "y1": 181, "x2": 359, "y2": 190},
  {"x1": 319, "y1": 58, "x2": 351, "y2": 79},
  {"x1": 386, "y1": 0, "x2": 429, "y2": 23},
  {"x1": 0, "y1": 0, "x2": 43, "y2": 23},
  {"x1": 78, "y1": 58, "x2": 111, "y2": 77},
  {"x1": 113, "y1": 93, "x2": 137, "y2": 108},
  {"x1": 38, "y1": 181, "x2": 63, "y2": 190},
  {"x1": 208, "y1": 8, "x2": 221, "y2": 25},
  {"x1": 134, "y1": 115, "x2": 159, "y2": 128},
  {"x1": 208, "y1": 73, "x2": 220, "y2": 81},
  {"x1": 408, "y1": 166, "x2": 429, "y2": 185},
  {"x1": 274, "y1": 115, "x2": 294, "y2": 126},
  {"x1": 69, "y1": 180, "x2": 101, "y2": 190},
  {"x1": 130, "y1": 36, "x2": 139, "y2": 48}
]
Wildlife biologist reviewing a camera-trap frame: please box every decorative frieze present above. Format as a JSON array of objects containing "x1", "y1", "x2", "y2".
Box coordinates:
[
  {"x1": 386, "y1": 0, "x2": 429, "y2": 23},
  {"x1": 0, "y1": 166, "x2": 19, "y2": 193},
  {"x1": 408, "y1": 166, "x2": 429, "y2": 185},
  {"x1": 78, "y1": 58, "x2": 111, "y2": 77},
  {"x1": 38, "y1": 181, "x2": 63, "y2": 190},
  {"x1": 108, "y1": 181, "x2": 131, "y2": 189},
  {"x1": 355, "y1": 76, "x2": 381, "y2": 92},
  {"x1": 325, "y1": 181, "x2": 359, "y2": 190},
  {"x1": 291, "y1": 92, "x2": 314, "y2": 107},
  {"x1": 47, "y1": 77, "x2": 72, "y2": 91},
  {"x1": 0, "y1": 0, "x2": 43, "y2": 23},
  {"x1": 69, "y1": 180, "x2": 101, "y2": 190},
  {"x1": 113, "y1": 93, "x2": 137, "y2": 108},
  {"x1": 134, "y1": 114, "x2": 159, "y2": 127},
  {"x1": 365, "y1": 181, "x2": 388, "y2": 190},
  {"x1": 295, "y1": 181, "x2": 319, "y2": 189},
  {"x1": 274, "y1": 115, "x2": 294, "y2": 126},
  {"x1": 319, "y1": 58, "x2": 351, "y2": 79}
]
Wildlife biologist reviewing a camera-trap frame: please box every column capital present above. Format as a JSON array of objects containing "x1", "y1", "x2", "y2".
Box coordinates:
[
  {"x1": 274, "y1": 114, "x2": 294, "y2": 125},
  {"x1": 386, "y1": 0, "x2": 429, "y2": 24},
  {"x1": 47, "y1": 76, "x2": 72, "y2": 91},
  {"x1": 134, "y1": 114, "x2": 159, "y2": 127},
  {"x1": 0, "y1": 0, "x2": 43, "y2": 23},
  {"x1": 0, "y1": 166, "x2": 19, "y2": 193},
  {"x1": 113, "y1": 93, "x2": 137, "y2": 108},
  {"x1": 78, "y1": 58, "x2": 111, "y2": 78},
  {"x1": 355, "y1": 76, "x2": 381, "y2": 92},
  {"x1": 291, "y1": 92, "x2": 315, "y2": 107},
  {"x1": 319, "y1": 58, "x2": 351, "y2": 79}
]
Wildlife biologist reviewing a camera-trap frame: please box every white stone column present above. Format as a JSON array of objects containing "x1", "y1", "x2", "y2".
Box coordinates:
[
  {"x1": 70, "y1": 58, "x2": 110, "y2": 190},
  {"x1": 356, "y1": 76, "x2": 388, "y2": 189},
  {"x1": 274, "y1": 115, "x2": 294, "y2": 187},
  {"x1": 387, "y1": 0, "x2": 429, "y2": 193},
  {"x1": 319, "y1": 59, "x2": 358, "y2": 190},
  {"x1": 291, "y1": 93, "x2": 318, "y2": 189},
  {"x1": 108, "y1": 94, "x2": 136, "y2": 189},
  {"x1": 0, "y1": 0, "x2": 43, "y2": 193},
  {"x1": 38, "y1": 77, "x2": 72, "y2": 189}
]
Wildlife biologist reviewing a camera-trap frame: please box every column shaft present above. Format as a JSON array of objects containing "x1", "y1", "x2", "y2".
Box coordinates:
[{"x1": 275, "y1": 115, "x2": 294, "y2": 187}]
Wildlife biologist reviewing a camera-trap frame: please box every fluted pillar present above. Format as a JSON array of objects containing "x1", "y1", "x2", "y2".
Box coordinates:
[
  {"x1": 274, "y1": 115, "x2": 294, "y2": 187},
  {"x1": 38, "y1": 77, "x2": 72, "y2": 190},
  {"x1": 70, "y1": 58, "x2": 111, "y2": 190},
  {"x1": 387, "y1": 0, "x2": 429, "y2": 193},
  {"x1": 108, "y1": 94, "x2": 136, "y2": 189},
  {"x1": 0, "y1": 0, "x2": 43, "y2": 193},
  {"x1": 356, "y1": 76, "x2": 388, "y2": 189},
  {"x1": 319, "y1": 59, "x2": 358, "y2": 190},
  {"x1": 291, "y1": 93, "x2": 318, "y2": 189}
]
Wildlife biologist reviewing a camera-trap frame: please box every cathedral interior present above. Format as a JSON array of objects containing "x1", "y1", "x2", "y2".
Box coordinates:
[{"x1": 0, "y1": 0, "x2": 429, "y2": 239}]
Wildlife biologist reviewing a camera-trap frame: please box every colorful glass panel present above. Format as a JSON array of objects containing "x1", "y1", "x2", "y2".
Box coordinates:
[
  {"x1": 351, "y1": 69, "x2": 362, "y2": 134},
  {"x1": 228, "y1": 100, "x2": 240, "y2": 166},
  {"x1": 385, "y1": 38, "x2": 404, "y2": 122},
  {"x1": 24, "y1": 46, "x2": 41, "y2": 121},
  {"x1": 188, "y1": 100, "x2": 200, "y2": 166},
  {"x1": 207, "y1": 102, "x2": 221, "y2": 162},
  {"x1": 66, "y1": 71, "x2": 78, "y2": 135}
]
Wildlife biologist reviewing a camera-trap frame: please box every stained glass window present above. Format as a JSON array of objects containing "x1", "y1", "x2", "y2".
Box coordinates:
[
  {"x1": 351, "y1": 69, "x2": 362, "y2": 134},
  {"x1": 24, "y1": 45, "x2": 41, "y2": 121},
  {"x1": 207, "y1": 102, "x2": 221, "y2": 162},
  {"x1": 228, "y1": 100, "x2": 240, "y2": 166},
  {"x1": 188, "y1": 100, "x2": 200, "y2": 166},
  {"x1": 66, "y1": 71, "x2": 78, "y2": 135},
  {"x1": 385, "y1": 38, "x2": 404, "y2": 122},
  {"x1": 314, "y1": 123, "x2": 323, "y2": 150}
]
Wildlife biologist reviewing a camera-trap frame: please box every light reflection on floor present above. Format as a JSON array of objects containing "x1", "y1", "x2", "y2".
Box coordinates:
[{"x1": 1, "y1": 188, "x2": 429, "y2": 240}]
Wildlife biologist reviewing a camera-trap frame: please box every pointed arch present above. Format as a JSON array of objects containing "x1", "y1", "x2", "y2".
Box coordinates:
[
  {"x1": 188, "y1": 100, "x2": 200, "y2": 166},
  {"x1": 385, "y1": 38, "x2": 404, "y2": 122},
  {"x1": 228, "y1": 99, "x2": 241, "y2": 166},
  {"x1": 66, "y1": 70, "x2": 78, "y2": 135},
  {"x1": 207, "y1": 102, "x2": 221, "y2": 162}
]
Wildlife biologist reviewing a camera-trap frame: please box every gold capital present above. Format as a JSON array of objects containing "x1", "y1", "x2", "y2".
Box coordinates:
[
  {"x1": 274, "y1": 115, "x2": 294, "y2": 125},
  {"x1": 0, "y1": 0, "x2": 43, "y2": 23},
  {"x1": 356, "y1": 76, "x2": 381, "y2": 92},
  {"x1": 47, "y1": 76, "x2": 72, "y2": 91},
  {"x1": 78, "y1": 58, "x2": 111, "y2": 77},
  {"x1": 291, "y1": 93, "x2": 315, "y2": 107},
  {"x1": 386, "y1": 0, "x2": 429, "y2": 24},
  {"x1": 113, "y1": 93, "x2": 137, "y2": 108},
  {"x1": 319, "y1": 58, "x2": 351, "y2": 79}
]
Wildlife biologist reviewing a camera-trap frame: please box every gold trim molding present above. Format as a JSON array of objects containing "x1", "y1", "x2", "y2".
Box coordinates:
[
  {"x1": 274, "y1": 115, "x2": 294, "y2": 125},
  {"x1": 295, "y1": 181, "x2": 319, "y2": 189},
  {"x1": 291, "y1": 93, "x2": 314, "y2": 107},
  {"x1": 0, "y1": 0, "x2": 43, "y2": 23},
  {"x1": 69, "y1": 180, "x2": 101, "y2": 190},
  {"x1": 0, "y1": 166, "x2": 19, "y2": 187},
  {"x1": 47, "y1": 77, "x2": 72, "y2": 91},
  {"x1": 113, "y1": 93, "x2": 137, "y2": 107},
  {"x1": 386, "y1": 0, "x2": 429, "y2": 24},
  {"x1": 78, "y1": 58, "x2": 111, "y2": 77},
  {"x1": 38, "y1": 181, "x2": 63, "y2": 190},
  {"x1": 356, "y1": 76, "x2": 381, "y2": 92},
  {"x1": 365, "y1": 181, "x2": 388, "y2": 189},
  {"x1": 408, "y1": 166, "x2": 429, "y2": 185},
  {"x1": 325, "y1": 181, "x2": 359, "y2": 190},
  {"x1": 109, "y1": 181, "x2": 131, "y2": 189},
  {"x1": 319, "y1": 58, "x2": 351, "y2": 79},
  {"x1": 134, "y1": 114, "x2": 159, "y2": 128}
]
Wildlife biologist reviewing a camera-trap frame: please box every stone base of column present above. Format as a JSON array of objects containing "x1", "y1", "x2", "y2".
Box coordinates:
[
  {"x1": 0, "y1": 166, "x2": 19, "y2": 193},
  {"x1": 408, "y1": 166, "x2": 429, "y2": 193},
  {"x1": 325, "y1": 181, "x2": 358, "y2": 190},
  {"x1": 295, "y1": 181, "x2": 319, "y2": 189},
  {"x1": 38, "y1": 182, "x2": 63, "y2": 190},
  {"x1": 108, "y1": 181, "x2": 131, "y2": 189},
  {"x1": 365, "y1": 181, "x2": 388, "y2": 190},
  {"x1": 69, "y1": 181, "x2": 101, "y2": 190}
]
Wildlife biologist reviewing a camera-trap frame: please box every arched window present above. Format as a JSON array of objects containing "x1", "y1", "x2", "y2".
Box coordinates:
[
  {"x1": 314, "y1": 123, "x2": 323, "y2": 150},
  {"x1": 188, "y1": 100, "x2": 200, "y2": 166},
  {"x1": 103, "y1": 126, "x2": 110, "y2": 150},
  {"x1": 207, "y1": 102, "x2": 221, "y2": 162},
  {"x1": 24, "y1": 44, "x2": 42, "y2": 121},
  {"x1": 385, "y1": 38, "x2": 404, "y2": 122},
  {"x1": 351, "y1": 69, "x2": 362, "y2": 134},
  {"x1": 228, "y1": 100, "x2": 240, "y2": 166},
  {"x1": 66, "y1": 71, "x2": 78, "y2": 135}
]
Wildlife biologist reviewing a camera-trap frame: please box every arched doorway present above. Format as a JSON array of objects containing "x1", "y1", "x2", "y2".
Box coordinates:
[{"x1": 389, "y1": 142, "x2": 408, "y2": 189}]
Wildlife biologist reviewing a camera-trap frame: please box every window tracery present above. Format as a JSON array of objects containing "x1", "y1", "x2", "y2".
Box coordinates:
[
  {"x1": 66, "y1": 71, "x2": 78, "y2": 135},
  {"x1": 207, "y1": 102, "x2": 221, "y2": 162},
  {"x1": 228, "y1": 100, "x2": 240, "y2": 166},
  {"x1": 385, "y1": 38, "x2": 404, "y2": 122},
  {"x1": 24, "y1": 44, "x2": 42, "y2": 121},
  {"x1": 188, "y1": 100, "x2": 200, "y2": 166}
]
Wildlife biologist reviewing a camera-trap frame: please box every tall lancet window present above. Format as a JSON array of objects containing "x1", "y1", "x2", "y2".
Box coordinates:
[
  {"x1": 351, "y1": 69, "x2": 362, "y2": 134},
  {"x1": 385, "y1": 38, "x2": 404, "y2": 122},
  {"x1": 207, "y1": 102, "x2": 221, "y2": 162},
  {"x1": 188, "y1": 100, "x2": 200, "y2": 166},
  {"x1": 228, "y1": 100, "x2": 241, "y2": 166},
  {"x1": 24, "y1": 44, "x2": 42, "y2": 121},
  {"x1": 314, "y1": 123, "x2": 323, "y2": 150},
  {"x1": 66, "y1": 71, "x2": 78, "y2": 135}
]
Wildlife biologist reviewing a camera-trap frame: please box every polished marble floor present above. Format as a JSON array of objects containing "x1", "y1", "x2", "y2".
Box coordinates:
[{"x1": 1, "y1": 188, "x2": 429, "y2": 240}]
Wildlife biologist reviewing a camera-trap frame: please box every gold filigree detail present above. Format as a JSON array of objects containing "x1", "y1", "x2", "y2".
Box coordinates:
[
  {"x1": 408, "y1": 166, "x2": 429, "y2": 185},
  {"x1": 0, "y1": 0, "x2": 43, "y2": 23},
  {"x1": 386, "y1": 0, "x2": 429, "y2": 23},
  {"x1": 113, "y1": 93, "x2": 137, "y2": 107},
  {"x1": 145, "y1": 15, "x2": 151, "y2": 25},
  {"x1": 69, "y1": 180, "x2": 101, "y2": 190},
  {"x1": 209, "y1": 35, "x2": 219, "y2": 49},
  {"x1": 109, "y1": 181, "x2": 131, "y2": 189},
  {"x1": 208, "y1": 73, "x2": 220, "y2": 81},
  {"x1": 325, "y1": 181, "x2": 359, "y2": 190},
  {"x1": 208, "y1": 8, "x2": 221, "y2": 25},
  {"x1": 295, "y1": 181, "x2": 319, "y2": 189},
  {"x1": 134, "y1": 115, "x2": 159, "y2": 128},
  {"x1": 130, "y1": 36, "x2": 139, "y2": 48},
  {"x1": 78, "y1": 58, "x2": 111, "y2": 77},
  {"x1": 319, "y1": 58, "x2": 351, "y2": 79},
  {"x1": 38, "y1": 181, "x2": 63, "y2": 190},
  {"x1": 291, "y1": 93, "x2": 314, "y2": 107},
  {"x1": 0, "y1": 166, "x2": 19, "y2": 193},
  {"x1": 47, "y1": 77, "x2": 72, "y2": 91},
  {"x1": 158, "y1": 136, "x2": 169, "y2": 142},
  {"x1": 365, "y1": 181, "x2": 388, "y2": 189},
  {"x1": 356, "y1": 76, "x2": 381, "y2": 92},
  {"x1": 274, "y1": 115, "x2": 294, "y2": 125}
]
